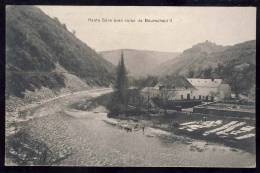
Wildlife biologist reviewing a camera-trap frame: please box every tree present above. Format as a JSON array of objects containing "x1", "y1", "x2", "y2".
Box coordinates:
[
  {"x1": 230, "y1": 68, "x2": 243, "y2": 98},
  {"x1": 109, "y1": 51, "x2": 129, "y2": 114},
  {"x1": 229, "y1": 63, "x2": 253, "y2": 98},
  {"x1": 145, "y1": 76, "x2": 158, "y2": 87},
  {"x1": 115, "y1": 51, "x2": 128, "y2": 104},
  {"x1": 187, "y1": 69, "x2": 195, "y2": 78},
  {"x1": 203, "y1": 67, "x2": 213, "y2": 78},
  {"x1": 131, "y1": 75, "x2": 158, "y2": 89},
  {"x1": 62, "y1": 23, "x2": 67, "y2": 30},
  {"x1": 72, "y1": 29, "x2": 76, "y2": 35}
]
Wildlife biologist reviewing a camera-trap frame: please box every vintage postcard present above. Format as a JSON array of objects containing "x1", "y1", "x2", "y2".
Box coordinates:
[{"x1": 5, "y1": 5, "x2": 256, "y2": 167}]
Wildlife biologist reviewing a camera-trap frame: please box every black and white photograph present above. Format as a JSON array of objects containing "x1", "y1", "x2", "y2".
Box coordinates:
[{"x1": 5, "y1": 5, "x2": 256, "y2": 167}]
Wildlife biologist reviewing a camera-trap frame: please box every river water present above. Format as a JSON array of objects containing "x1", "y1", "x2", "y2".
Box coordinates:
[{"x1": 58, "y1": 110, "x2": 255, "y2": 167}]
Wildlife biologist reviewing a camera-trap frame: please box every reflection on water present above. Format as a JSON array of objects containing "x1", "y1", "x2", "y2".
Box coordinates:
[{"x1": 59, "y1": 111, "x2": 255, "y2": 167}]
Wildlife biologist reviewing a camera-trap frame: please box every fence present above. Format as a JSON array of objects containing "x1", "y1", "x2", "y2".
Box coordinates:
[
  {"x1": 193, "y1": 106, "x2": 255, "y2": 118},
  {"x1": 152, "y1": 98, "x2": 202, "y2": 109}
]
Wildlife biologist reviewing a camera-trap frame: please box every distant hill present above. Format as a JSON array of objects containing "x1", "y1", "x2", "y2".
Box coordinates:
[
  {"x1": 155, "y1": 40, "x2": 256, "y2": 95},
  {"x1": 6, "y1": 6, "x2": 115, "y2": 97},
  {"x1": 99, "y1": 49, "x2": 180, "y2": 78},
  {"x1": 155, "y1": 40, "x2": 227, "y2": 76}
]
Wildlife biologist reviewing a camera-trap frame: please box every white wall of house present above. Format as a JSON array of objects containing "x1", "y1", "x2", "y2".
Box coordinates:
[
  {"x1": 191, "y1": 87, "x2": 218, "y2": 99},
  {"x1": 167, "y1": 88, "x2": 194, "y2": 100},
  {"x1": 188, "y1": 84, "x2": 231, "y2": 101}
]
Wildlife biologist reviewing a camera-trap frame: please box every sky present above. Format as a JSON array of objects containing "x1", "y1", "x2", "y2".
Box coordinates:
[{"x1": 38, "y1": 6, "x2": 256, "y2": 52}]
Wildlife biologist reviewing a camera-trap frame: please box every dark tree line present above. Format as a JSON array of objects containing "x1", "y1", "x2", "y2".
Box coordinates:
[{"x1": 130, "y1": 76, "x2": 158, "y2": 89}]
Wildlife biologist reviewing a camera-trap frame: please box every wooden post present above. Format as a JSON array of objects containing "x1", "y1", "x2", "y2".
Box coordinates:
[{"x1": 147, "y1": 88, "x2": 150, "y2": 113}]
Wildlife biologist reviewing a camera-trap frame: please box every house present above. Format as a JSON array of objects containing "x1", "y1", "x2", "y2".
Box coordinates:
[
  {"x1": 154, "y1": 76, "x2": 196, "y2": 100},
  {"x1": 187, "y1": 78, "x2": 231, "y2": 101}
]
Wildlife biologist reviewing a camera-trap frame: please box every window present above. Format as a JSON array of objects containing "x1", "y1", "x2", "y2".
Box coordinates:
[{"x1": 187, "y1": 94, "x2": 190, "y2": 100}]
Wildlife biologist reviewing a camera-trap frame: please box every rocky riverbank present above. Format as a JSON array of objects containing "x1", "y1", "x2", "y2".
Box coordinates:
[{"x1": 5, "y1": 88, "x2": 112, "y2": 166}]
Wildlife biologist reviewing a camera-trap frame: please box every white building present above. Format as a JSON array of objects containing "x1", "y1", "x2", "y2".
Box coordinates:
[
  {"x1": 141, "y1": 77, "x2": 231, "y2": 101},
  {"x1": 187, "y1": 78, "x2": 231, "y2": 100}
]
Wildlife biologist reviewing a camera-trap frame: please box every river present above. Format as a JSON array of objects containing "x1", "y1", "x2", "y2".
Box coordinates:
[{"x1": 6, "y1": 88, "x2": 255, "y2": 167}]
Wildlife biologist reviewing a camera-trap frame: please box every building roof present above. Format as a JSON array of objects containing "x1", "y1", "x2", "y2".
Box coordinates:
[
  {"x1": 156, "y1": 76, "x2": 195, "y2": 89},
  {"x1": 187, "y1": 78, "x2": 222, "y2": 88},
  {"x1": 141, "y1": 87, "x2": 158, "y2": 92}
]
